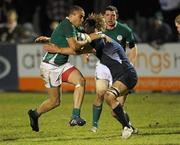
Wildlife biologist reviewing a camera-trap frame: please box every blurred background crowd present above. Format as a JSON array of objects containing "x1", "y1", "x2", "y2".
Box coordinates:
[{"x1": 0, "y1": 0, "x2": 179, "y2": 44}]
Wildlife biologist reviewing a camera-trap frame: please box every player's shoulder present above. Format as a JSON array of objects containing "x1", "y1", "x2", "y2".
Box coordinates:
[
  {"x1": 116, "y1": 21, "x2": 132, "y2": 32},
  {"x1": 60, "y1": 18, "x2": 72, "y2": 27}
]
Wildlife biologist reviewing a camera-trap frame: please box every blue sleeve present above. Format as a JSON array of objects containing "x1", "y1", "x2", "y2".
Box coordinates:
[
  {"x1": 91, "y1": 39, "x2": 105, "y2": 50},
  {"x1": 90, "y1": 39, "x2": 105, "y2": 59}
]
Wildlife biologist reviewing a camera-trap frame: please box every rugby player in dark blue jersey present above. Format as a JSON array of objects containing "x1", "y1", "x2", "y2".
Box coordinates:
[
  {"x1": 83, "y1": 14, "x2": 138, "y2": 139},
  {"x1": 90, "y1": 6, "x2": 138, "y2": 133}
]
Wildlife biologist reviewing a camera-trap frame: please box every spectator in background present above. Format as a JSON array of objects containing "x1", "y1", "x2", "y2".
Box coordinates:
[
  {"x1": 147, "y1": 12, "x2": 173, "y2": 49},
  {"x1": 175, "y1": 14, "x2": 180, "y2": 34},
  {"x1": 20, "y1": 23, "x2": 38, "y2": 43},
  {"x1": 159, "y1": 0, "x2": 180, "y2": 41},
  {"x1": 0, "y1": 9, "x2": 24, "y2": 43},
  {"x1": 0, "y1": 0, "x2": 16, "y2": 23},
  {"x1": 0, "y1": 9, "x2": 37, "y2": 43}
]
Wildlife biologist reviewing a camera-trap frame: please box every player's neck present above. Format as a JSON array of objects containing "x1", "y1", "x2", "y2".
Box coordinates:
[
  {"x1": 66, "y1": 16, "x2": 76, "y2": 27},
  {"x1": 106, "y1": 21, "x2": 117, "y2": 30}
]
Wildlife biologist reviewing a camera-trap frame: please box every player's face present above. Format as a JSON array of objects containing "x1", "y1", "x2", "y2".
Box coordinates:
[
  {"x1": 175, "y1": 22, "x2": 180, "y2": 33},
  {"x1": 72, "y1": 10, "x2": 85, "y2": 27},
  {"x1": 104, "y1": 10, "x2": 117, "y2": 26}
]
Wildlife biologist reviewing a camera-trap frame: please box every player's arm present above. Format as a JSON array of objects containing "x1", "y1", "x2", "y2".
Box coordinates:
[
  {"x1": 35, "y1": 36, "x2": 78, "y2": 54},
  {"x1": 35, "y1": 35, "x2": 93, "y2": 54},
  {"x1": 126, "y1": 28, "x2": 137, "y2": 65},
  {"x1": 66, "y1": 36, "x2": 90, "y2": 52},
  {"x1": 42, "y1": 32, "x2": 106, "y2": 55},
  {"x1": 43, "y1": 43, "x2": 95, "y2": 55},
  {"x1": 67, "y1": 32, "x2": 109, "y2": 52},
  {"x1": 128, "y1": 44, "x2": 137, "y2": 65},
  {"x1": 56, "y1": 33, "x2": 106, "y2": 55},
  {"x1": 35, "y1": 36, "x2": 50, "y2": 43},
  {"x1": 35, "y1": 36, "x2": 95, "y2": 55},
  {"x1": 35, "y1": 31, "x2": 107, "y2": 54},
  {"x1": 43, "y1": 43, "x2": 77, "y2": 55}
]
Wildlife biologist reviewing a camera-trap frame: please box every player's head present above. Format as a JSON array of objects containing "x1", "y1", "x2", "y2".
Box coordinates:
[
  {"x1": 175, "y1": 14, "x2": 180, "y2": 33},
  {"x1": 83, "y1": 13, "x2": 106, "y2": 34},
  {"x1": 103, "y1": 5, "x2": 118, "y2": 27},
  {"x1": 68, "y1": 5, "x2": 85, "y2": 27}
]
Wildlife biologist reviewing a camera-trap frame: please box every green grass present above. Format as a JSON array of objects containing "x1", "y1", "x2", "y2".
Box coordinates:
[{"x1": 0, "y1": 92, "x2": 180, "y2": 145}]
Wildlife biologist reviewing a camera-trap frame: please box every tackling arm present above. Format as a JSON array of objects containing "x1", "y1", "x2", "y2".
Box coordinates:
[
  {"x1": 35, "y1": 36, "x2": 50, "y2": 43},
  {"x1": 43, "y1": 43, "x2": 95, "y2": 55}
]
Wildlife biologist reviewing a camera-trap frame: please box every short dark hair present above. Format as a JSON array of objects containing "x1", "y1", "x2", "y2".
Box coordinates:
[
  {"x1": 68, "y1": 5, "x2": 84, "y2": 15},
  {"x1": 103, "y1": 5, "x2": 118, "y2": 15}
]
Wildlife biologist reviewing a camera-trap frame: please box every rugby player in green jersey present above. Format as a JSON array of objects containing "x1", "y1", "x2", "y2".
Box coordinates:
[
  {"x1": 90, "y1": 6, "x2": 138, "y2": 133},
  {"x1": 28, "y1": 5, "x2": 101, "y2": 132}
]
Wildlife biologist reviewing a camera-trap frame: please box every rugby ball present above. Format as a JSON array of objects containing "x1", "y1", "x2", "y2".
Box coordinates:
[{"x1": 77, "y1": 32, "x2": 87, "y2": 41}]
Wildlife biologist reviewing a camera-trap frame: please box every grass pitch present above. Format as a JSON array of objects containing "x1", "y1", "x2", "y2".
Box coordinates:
[{"x1": 0, "y1": 92, "x2": 180, "y2": 145}]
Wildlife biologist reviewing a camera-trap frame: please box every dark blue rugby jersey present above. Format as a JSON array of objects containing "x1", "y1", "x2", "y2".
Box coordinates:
[{"x1": 90, "y1": 38, "x2": 133, "y2": 71}]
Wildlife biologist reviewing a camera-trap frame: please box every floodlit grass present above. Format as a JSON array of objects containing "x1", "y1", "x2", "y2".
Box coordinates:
[{"x1": 0, "y1": 92, "x2": 180, "y2": 145}]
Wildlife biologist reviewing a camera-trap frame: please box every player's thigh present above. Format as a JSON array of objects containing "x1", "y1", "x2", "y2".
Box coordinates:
[
  {"x1": 67, "y1": 68, "x2": 85, "y2": 85},
  {"x1": 47, "y1": 87, "x2": 61, "y2": 100},
  {"x1": 40, "y1": 62, "x2": 62, "y2": 88},
  {"x1": 96, "y1": 79, "x2": 109, "y2": 94},
  {"x1": 61, "y1": 63, "x2": 85, "y2": 85},
  {"x1": 112, "y1": 81, "x2": 128, "y2": 95},
  {"x1": 96, "y1": 62, "x2": 112, "y2": 86},
  {"x1": 95, "y1": 79, "x2": 109, "y2": 104}
]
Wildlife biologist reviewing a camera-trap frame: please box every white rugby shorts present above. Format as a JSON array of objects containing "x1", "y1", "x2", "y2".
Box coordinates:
[
  {"x1": 95, "y1": 61, "x2": 112, "y2": 86},
  {"x1": 40, "y1": 61, "x2": 74, "y2": 88}
]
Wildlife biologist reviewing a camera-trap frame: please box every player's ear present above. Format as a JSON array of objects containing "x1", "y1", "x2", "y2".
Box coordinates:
[{"x1": 116, "y1": 13, "x2": 119, "y2": 19}]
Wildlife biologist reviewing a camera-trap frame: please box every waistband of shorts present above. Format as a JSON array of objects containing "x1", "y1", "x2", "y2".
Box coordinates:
[{"x1": 42, "y1": 60, "x2": 59, "y2": 67}]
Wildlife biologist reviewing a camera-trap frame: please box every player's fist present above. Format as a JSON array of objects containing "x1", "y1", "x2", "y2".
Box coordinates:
[{"x1": 35, "y1": 36, "x2": 50, "y2": 43}]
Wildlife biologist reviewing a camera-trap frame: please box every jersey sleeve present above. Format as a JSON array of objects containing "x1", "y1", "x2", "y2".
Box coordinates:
[
  {"x1": 62, "y1": 21, "x2": 76, "y2": 38},
  {"x1": 124, "y1": 25, "x2": 136, "y2": 48},
  {"x1": 90, "y1": 39, "x2": 105, "y2": 59}
]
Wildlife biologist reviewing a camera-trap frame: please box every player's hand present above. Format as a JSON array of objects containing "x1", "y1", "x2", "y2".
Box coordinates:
[
  {"x1": 104, "y1": 35, "x2": 112, "y2": 43},
  {"x1": 96, "y1": 32, "x2": 112, "y2": 43},
  {"x1": 35, "y1": 36, "x2": 50, "y2": 43},
  {"x1": 43, "y1": 43, "x2": 59, "y2": 53}
]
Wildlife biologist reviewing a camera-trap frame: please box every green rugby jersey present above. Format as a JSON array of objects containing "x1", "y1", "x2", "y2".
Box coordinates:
[
  {"x1": 43, "y1": 18, "x2": 78, "y2": 66},
  {"x1": 104, "y1": 21, "x2": 135, "y2": 51}
]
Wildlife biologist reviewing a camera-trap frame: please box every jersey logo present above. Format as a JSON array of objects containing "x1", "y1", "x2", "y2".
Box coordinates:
[{"x1": 117, "y1": 35, "x2": 122, "y2": 41}]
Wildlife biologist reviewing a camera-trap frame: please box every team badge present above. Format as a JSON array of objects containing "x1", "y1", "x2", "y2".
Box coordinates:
[{"x1": 117, "y1": 35, "x2": 122, "y2": 41}]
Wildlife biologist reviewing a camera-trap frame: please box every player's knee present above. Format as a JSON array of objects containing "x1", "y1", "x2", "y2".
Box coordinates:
[
  {"x1": 50, "y1": 97, "x2": 61, "y2": 107},
  {"x1": 76, "y1": 77, "x2": 86, "y2": 88},
  {"x1": 95, "y1": 86, "x2": 107, "y2": 104},
  {"x1": 96, "y1": 89, "x2": 106, "y2": 99},
  {"x1": 54, "y1": 99, "x2": 61, "y2": 107},
  {"x1": 96, "y1": 80, "x2": 108, "y2": 96},
  {"x1": 94, "y1": 92, "x2": 104, "y2": 105},
  {"x1": 107, "y1": 86, "x2": 120, "y2": 98},
  {"x1": 104, "y1": 91, "x2": 114, "y2": 106}
]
